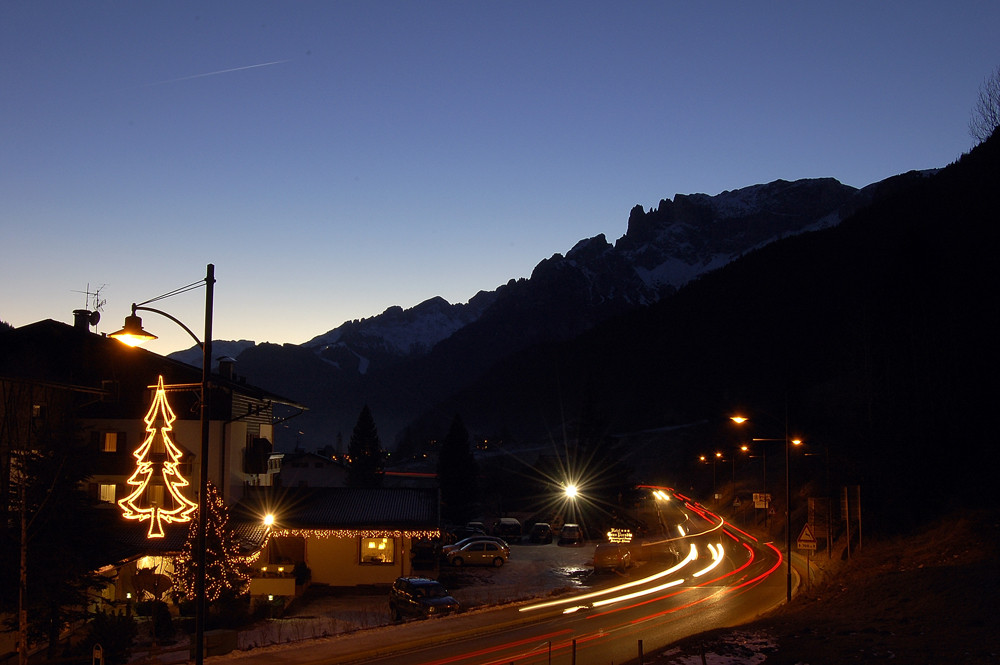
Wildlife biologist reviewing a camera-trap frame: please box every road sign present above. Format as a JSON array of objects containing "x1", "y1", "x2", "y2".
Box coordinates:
[
  {"x1": 797, "y1": 523, "x2": 817, "y2": 551},
  {"x1": 753, "y1": 493, "x2": 771, "y2": 509}
]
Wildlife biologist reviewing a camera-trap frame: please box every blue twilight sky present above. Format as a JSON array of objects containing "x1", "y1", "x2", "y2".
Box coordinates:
[{"x1": 2, "y1": 2, "x2": 998, "y2": 355}]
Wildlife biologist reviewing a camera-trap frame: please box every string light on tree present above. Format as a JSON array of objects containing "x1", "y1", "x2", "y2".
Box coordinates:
[
  {"x1": 174, "y1": 481, "x2": 251, "y2": 603},
  {"x1": 118, "y1": 375, "x2": 198, "y2": 538}
]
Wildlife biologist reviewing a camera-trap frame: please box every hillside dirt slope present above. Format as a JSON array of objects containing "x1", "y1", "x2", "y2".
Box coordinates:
[{"x1": 645, "y1": 509, "x2": 1000, "y2": 664}]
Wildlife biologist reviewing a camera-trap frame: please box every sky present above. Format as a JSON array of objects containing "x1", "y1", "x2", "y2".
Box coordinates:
[{"x1": 2, "y1": 1, "x2": 998, "y2": 355}]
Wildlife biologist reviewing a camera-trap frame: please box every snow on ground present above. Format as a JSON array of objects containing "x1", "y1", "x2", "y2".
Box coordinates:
[{"x1": 648, "y1": 631, "x2": 777, "y2": 664}]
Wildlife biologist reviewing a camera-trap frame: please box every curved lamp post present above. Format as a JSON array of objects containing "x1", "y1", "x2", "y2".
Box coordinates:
[{"x1": 110, "y1": 264, "x2": 214, "y2": 665}]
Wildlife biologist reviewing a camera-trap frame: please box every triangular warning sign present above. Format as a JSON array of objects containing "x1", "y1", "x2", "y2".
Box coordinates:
[{"x1": 798, "y1": 523, "x2": 817, "y2": 543}]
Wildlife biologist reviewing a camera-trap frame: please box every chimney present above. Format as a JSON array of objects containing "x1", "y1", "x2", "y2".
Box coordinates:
[
  {"x1": 218, "y1": 356, "x2": 237, "y2": 381},
  {"x1": 73, "y1": 309, "x2": 99, "y2": 331}
]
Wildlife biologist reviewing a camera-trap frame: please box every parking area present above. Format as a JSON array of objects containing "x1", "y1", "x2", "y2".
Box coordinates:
[
  {"x1": 438, "y1": 540, "x2": 598, "y2": 607},
  {"x1": 279, "y1": 540, "x2": 609, "y2": 631}
]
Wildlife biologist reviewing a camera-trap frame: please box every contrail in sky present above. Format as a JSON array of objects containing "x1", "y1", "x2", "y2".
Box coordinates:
[{"x1": 145, "y1": 59, "x2": 291, "y2": 86}]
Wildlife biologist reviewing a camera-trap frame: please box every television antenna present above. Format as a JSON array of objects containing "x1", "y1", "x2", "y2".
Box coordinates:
[{"x1": 71, "y1": 283, "x2": 107, "y2": 327}]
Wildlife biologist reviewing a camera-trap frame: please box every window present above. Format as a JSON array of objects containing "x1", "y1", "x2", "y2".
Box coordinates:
[
  {"x1": 99, "y1": 484, "x2": 116, "y2": 503},
  {"x1": 360, "y1": 537, "x2": 395, "y2": 564},
  {"x1": 102, "y1": 432, "x2": 118, "y2": 452}
]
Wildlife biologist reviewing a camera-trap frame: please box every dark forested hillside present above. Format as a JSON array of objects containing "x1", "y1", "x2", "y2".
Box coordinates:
[{"x1": 416, "y1": 133, "x2": 999, "y2": 526}]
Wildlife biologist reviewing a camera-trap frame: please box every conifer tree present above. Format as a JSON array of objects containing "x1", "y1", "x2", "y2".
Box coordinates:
[
  {"x1": 436, "y1": 414, "x2": 478, "y2": 523},
  {"x1": 173, "y1": 481, "x2": 249, "y2": 603},
  {"x1": 347, "y1": 405, "x2": 384, "y2": 487}
]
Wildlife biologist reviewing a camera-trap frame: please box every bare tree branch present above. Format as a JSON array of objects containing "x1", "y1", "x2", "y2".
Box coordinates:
[{"x1": 969, "y1": 65, "x2": 1000, "y2": 144}]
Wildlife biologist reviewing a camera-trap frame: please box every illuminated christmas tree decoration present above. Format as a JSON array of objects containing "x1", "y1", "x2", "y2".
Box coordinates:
[
  {"x1": 174, "y1": 481, "x2": 252, "y2": 602},
  {"x1": 118, "y1": 375, "x2": 199, "y2": 538}
]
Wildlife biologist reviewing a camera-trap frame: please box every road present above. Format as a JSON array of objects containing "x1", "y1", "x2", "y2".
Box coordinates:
[{"x1": 219, "y1": 489, "x2": 787, "y2": 665}]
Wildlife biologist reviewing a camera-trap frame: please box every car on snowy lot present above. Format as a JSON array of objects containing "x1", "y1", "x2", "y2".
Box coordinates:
[
  {"x1": 441, "y1": 535, "x2": 511, "y2": 557},
  {"x1": 492, "y1": 517, "x2": 523, "y2": 543},
  {"x1": 558, "y1": 523, "x2": 585, "y2": 546},
  {"x1": 445, "y1": 540, "x2": 509, "y2": 567},
  {"x1": 593, "y1": 543, "x2": 632, "y2": 572},
  {"x1": 445, "y1": 525, "x2": 488, "y2": 543},
  {"x1": 528, "y1": 522, "x2": 553, "y2": 544},
  {"x1": 389, "y1": 577, "x2": 460, "y2": 621}
]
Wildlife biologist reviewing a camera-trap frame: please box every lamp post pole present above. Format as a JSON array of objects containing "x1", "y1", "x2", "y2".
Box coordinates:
[
  {"x1": 751, "y1": 436, "x2": 793, "y2": 603},
  {"x1": 784, "y1": 419, "x2": 791, "y2": 603},
  {"x1": 195, "y1": 264, "x2": 214, "y2": 665},
  {"x1": 111, "y1": 264, "x2": 214, "y2": 665}
]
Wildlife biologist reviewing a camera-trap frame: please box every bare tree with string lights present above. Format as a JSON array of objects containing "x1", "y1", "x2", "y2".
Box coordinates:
[{"x1": 173, "y1": 481, "x2": 250, "y2": 606}]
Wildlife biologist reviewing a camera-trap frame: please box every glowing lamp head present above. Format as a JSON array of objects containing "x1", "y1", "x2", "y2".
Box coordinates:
[
  {"x1": 109, "y1": 314, "x2": 158, "y2": 347},
  {"x1": 564, "y1": 484, "x2": 578, "y2": 499},
  {"x1": 263, "y1": 513, "x2": 275, "y2": 527},
  {"x1": 730, "y1": 416, "x2": 748, "y2": 424}
]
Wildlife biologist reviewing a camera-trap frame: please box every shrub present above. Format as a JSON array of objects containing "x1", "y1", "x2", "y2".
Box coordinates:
[{"x1": 78, "y1": 610, "x2": 137, "y2": 665}]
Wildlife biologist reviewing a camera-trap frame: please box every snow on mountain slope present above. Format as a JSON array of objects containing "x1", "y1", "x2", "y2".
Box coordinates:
[
  {"x1": 170, "y1": 177, "x2": 862, "y2": 376},
  {"x1": 303, "y1": 294, "x2": 497, "y2": 359}
]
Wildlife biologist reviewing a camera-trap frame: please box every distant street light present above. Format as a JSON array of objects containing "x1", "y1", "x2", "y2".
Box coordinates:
[
  {"x1": 698, "y1": 452, "x2": 724, "y2": 502},
  {"x1": 731, "y1": 413, "x2": 802, "y2": 602}
]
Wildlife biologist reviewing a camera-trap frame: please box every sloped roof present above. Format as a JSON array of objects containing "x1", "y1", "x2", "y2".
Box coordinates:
[
  {"x1": 0, "y1": 318, "x2": 306, "y2": 416},
  {"x1": 233, "y1": 486, "x2": 439, "y2": 531}
]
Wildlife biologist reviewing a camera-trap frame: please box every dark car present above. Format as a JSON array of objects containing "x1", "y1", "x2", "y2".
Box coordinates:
[
  {"x1": 389, "y1": 577, "x2": 460, "y2": 621},
  {"x1": 558, "y1": 523, "x2": 585, "y2": 546},
  {"x1": 446, "y1": 525, "x2": 488, "y2": 543},
  {"x1": 528, "y1": 522, "x2": 553, "y2": 544},
  {"x1": 492, "y1": 517, "x2": 523, "y2": 543}
]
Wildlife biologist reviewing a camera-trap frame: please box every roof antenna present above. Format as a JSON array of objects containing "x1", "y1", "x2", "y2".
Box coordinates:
[{"x1": 71, "y1": 283, "x2": 107, "y2": 330}]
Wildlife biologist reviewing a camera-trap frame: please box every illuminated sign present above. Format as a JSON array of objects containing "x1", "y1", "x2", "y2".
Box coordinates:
[
  {"x1": 118, "y1": 376, "x2": 199, "y2": 537},
  {"x1": 607, "y1": 528, "x2": 633, "y2": 544}
]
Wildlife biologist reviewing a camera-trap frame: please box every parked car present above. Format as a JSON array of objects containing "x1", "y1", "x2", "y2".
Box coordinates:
[
  {"x1": 441, "y1": 535, "x2": 510, "y2": 557},
  {"x1": 593, "y1": 543, "x2": 631, "y2": 572},
  {"x1": 389, "y1": 577, "x2": 460, "y2": 621},
  {"x1": 558, "y1": 523, "x2": 585, "y2": 546},
  {"x1": 492, "y1": 517, "x2": 523, "y2": 543},
  {"x1": 446, "y1": 525, "x2": 488, "y2": 543},
  {"x1": 445, "y1": 540, "x2": 509, "y2": 567},
  {"x1": 528, "y1": 522, "x2": 553, "y2": 544}
]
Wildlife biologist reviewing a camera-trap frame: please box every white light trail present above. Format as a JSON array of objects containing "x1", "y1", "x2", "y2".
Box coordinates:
[
  {"x1": 520, "y1": 543, "x2": 699, "y2": 613},
  {"x1": 591, "y1": 578, "x2": 686, "y2": 608},
  {"x1": 692, "y1": 542, "x2": 725, "y2": 578}
]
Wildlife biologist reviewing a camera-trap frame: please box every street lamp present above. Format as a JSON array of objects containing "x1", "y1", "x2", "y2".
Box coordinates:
[
  {"x1": 110, "y1": 264, "x2": 214, "y2": 665},
  {"x1": 698, "y1": 452, "x2": 723, "y2": 502},
  {"x1": 731, "y1": 413, "x2": 801, "y2": 603}
]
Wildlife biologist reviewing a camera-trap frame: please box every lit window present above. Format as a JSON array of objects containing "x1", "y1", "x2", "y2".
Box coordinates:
[
  {"x1": 359, "y1": 537, "x2": 395, "y2": 564},
  {"x1": 99, "y1": 484, "x2": 116, "y2": 503},
  {"x1": 103, "y1": 432, "x2": 118, "y2": 452}
]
